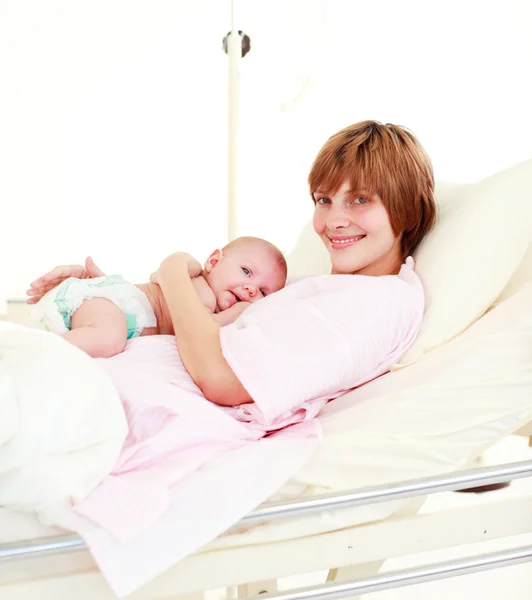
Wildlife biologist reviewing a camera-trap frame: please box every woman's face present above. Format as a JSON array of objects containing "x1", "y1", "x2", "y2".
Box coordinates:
[{"x1": 312, "y1": 180, "x2": 402, "y2": 276}]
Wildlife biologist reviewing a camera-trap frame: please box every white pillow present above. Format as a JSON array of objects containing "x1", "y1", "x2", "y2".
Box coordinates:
[
  {"x1": 0, "y1": 323, "x2": 128, "y2": 521},
  {"x1": 287, "y1": 219, "x2": 331, "y2": 276},
  {"x1": 399, "y1": 159, "x2": 532, "y2": 364},
  {"x1": 493, "y1": 240, "x2": 532, "y2": 306}
]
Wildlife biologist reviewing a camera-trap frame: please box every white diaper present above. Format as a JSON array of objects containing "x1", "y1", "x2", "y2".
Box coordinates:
[{"x1": 30, "y1": 275, "x2": 157, "y2": 339}]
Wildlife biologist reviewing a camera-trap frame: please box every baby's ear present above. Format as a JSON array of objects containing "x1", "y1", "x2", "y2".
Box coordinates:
[{"x1": 204, "y1": 249, "x2": 223, "y2": 273}]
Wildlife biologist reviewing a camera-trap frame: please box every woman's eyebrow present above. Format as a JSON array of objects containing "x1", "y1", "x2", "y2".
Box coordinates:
[
  {"x1": 345, "y1": 189, "x2": 370, "y2": 197},
  {"x1": 315, "y1": 189, "x2": 360, "y2": 196}
]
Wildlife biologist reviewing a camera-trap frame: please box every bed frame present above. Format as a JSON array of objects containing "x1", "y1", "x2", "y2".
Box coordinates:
[
  {"x1": 2, "y1": 445, "x2": 531, "y2": 600},
  {"x1": 3, "y1": 4, "x2": 531, "y2": 596}
]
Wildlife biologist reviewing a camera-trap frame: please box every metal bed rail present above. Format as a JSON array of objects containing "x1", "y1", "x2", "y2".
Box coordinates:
[
  {"x1": 1, "y1": 458, "x2": 531, "y2": 561},
  {"x1": 246, "y1": 544, "x2": 532, "y2": 600}
]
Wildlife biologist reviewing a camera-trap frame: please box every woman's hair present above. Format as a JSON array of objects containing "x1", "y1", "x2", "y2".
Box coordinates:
[{"x1": 308, "y1": 120, "x2": 437, "y2": 258}]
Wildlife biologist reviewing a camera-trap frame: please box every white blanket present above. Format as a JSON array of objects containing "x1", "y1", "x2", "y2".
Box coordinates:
[{"x1": 0, "y1": 323, "x2": 127, "y2": 520}]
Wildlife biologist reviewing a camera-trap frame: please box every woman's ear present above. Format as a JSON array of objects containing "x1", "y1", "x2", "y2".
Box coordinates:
[{"x1": 204, "y1": 249, "x2": 224, "y2": 273}]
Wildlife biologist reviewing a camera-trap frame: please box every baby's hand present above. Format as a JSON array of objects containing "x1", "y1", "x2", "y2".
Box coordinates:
[{"x1": 213, "y1": 301, "x2": 251, "y2": 326}]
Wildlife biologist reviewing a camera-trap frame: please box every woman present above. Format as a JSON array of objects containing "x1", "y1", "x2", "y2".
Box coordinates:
[{"x1": 27, "y1": 120, "x2": 437, "y2": 409}]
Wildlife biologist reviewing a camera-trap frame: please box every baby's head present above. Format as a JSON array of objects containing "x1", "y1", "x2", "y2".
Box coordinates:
[{"x1": 203, "y1": 236, "x2": 287, "y2": 311}]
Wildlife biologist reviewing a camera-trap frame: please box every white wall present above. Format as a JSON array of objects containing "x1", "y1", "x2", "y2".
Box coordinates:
[
  {"x1": 234, "y1": 0, "x2": 532, "y2": 249},
  {"x1": 1, "y1": 0, "x2": 231, "y2": 299},
  {"x1": 2, "y1": 0, "x2": 531, "y2": 300}
]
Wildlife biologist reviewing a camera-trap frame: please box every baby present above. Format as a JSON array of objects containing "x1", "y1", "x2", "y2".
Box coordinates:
[{"x1": 30, "y1": 236, "x2": 287, "y2": 358}]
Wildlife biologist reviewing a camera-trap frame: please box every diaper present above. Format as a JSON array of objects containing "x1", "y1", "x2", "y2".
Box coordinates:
[{"x1": 30, "y1": 275, "x2": 157, "y2": 339}]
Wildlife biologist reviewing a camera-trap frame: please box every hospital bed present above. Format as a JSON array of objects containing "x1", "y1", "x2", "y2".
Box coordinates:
[{"x1": 1, "y1": 157, "x2": 532, "y2": 598}]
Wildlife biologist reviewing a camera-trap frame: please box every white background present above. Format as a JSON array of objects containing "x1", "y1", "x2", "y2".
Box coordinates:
[{"x1": 1, "y1": 0, "x2": 531, "y2": 300}]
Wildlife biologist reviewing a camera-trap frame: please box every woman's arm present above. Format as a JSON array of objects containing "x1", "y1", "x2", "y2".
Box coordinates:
[
  {"x1": 154, "y1": 253, "x2": 253, "y2": 407},
  {"x1": 26, "y1": 257, "x2": 105, "y2": 303}
]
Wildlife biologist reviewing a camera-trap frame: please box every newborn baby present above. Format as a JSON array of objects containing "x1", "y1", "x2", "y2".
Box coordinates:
[{"x1": 30, "y1": 236, "x2": 287, "y2": 358}]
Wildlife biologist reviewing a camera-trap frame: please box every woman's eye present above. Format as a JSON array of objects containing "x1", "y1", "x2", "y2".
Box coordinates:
[
  {"x1": 316, "y1": 197, "x2": 331, "y2": 204},
  {"x1": 242, "y1": 267, "x2": 251, "y2": 276},
  {"x1": 353, "y1": 196, "x2": 369, "y2": 204}
]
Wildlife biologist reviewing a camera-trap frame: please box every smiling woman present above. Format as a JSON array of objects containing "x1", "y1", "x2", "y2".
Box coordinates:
[
  {"x1": 312, "y1": 185, "x2": 401, "y2": 276},
  {"x1": 309, "y1": 121, "x2": 436, "y2": 276}
]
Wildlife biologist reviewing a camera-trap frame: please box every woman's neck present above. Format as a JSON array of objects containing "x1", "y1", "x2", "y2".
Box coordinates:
[
  {"x1": 345, "y1": 246, "x2": 403, "y2": 276},
  {"x1": 354, "y1": 255, "x2": 402, "y2": 276}
]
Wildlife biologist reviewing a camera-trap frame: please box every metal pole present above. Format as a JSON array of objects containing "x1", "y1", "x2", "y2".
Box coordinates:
[
  {"x1": 239, "y1": 459, "x2": 532, "y2": 526},
  {"x1": 245, "y1": 545, "x2": 532, "y2": 600},
  {"x1": 0, "y1": 534, "x2": 85, "y2": 559},
  {"x1": 227, "y1": 0, "x2": 241, "y2": 241},
  {"x1": 1, "y1": 459, "x2": 531, "y2": 560}
]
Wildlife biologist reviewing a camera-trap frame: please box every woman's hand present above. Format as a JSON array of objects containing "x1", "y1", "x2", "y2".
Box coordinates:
[
  {"x1": 150, "y1": 252, "x2": 202, "y2": 285},
  {"x1": 26, "y1": 257, "x2": 105, "y2": 304}
]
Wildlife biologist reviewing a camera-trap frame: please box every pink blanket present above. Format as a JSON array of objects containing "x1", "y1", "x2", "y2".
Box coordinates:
[{"x1": 55, "y1": 260, "x2": 423, "y2": 597}]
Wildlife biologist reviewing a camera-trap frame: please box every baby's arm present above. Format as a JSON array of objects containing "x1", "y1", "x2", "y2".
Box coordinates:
[
  {"x1": 191, "y1": 277, "x2": 250, "y2": 325},
  {"x1": 212, "y1": 302, "x2": 250, "y2": 326}
]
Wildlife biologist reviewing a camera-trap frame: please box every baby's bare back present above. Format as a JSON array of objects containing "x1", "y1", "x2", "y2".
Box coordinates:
[{"x1": 136, "y1": 277, "x2": 217, "y2": 336}]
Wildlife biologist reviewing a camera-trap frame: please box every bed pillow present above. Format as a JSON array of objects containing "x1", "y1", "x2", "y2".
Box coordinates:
[
  {"x1": 398, "y1": 159, "x2": 532, "y2": 365},
  {"x1": 286, "y1": 219, "x2": 331, "y2": 277},
  {"x1": 493, "y1": 240, "x2": 532, "y2": 307}
]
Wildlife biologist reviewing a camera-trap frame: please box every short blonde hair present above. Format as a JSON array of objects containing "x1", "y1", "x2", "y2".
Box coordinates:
[{"x1": 308, "y1": 120, "x2": 436, "y2": 258}]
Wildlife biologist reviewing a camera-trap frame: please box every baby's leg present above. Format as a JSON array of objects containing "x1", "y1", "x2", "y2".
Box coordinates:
[{"x1": 63, "y1": 298, "x2": 128, "y2": 358}]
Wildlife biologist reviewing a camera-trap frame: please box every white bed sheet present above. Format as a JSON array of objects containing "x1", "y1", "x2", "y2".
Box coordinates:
[{"x1": 1, "y1": 285, "x2": 532, "y2": 586}]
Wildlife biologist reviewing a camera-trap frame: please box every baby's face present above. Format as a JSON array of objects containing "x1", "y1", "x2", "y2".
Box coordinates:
[{"x1": 205, "y1": 245, "x2": 286, "y2": 311}]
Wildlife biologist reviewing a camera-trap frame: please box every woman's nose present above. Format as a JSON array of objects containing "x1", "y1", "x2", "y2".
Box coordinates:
[{"x1": 326, "y1": 205, "x2": 351, "y2": 229}]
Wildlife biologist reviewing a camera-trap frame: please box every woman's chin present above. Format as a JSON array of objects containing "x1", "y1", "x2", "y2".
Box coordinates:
[{"x1": 330, "y1": 255, "x2": 365, "y2": 275}]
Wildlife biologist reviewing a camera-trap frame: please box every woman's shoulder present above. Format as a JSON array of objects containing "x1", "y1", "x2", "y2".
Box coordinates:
[
  {"x1": 280, "y1": 259, "x2": 424, "y2": 324},
  {"x1": 396, "y1": 256, "x2": 423, "y2": 289}
]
